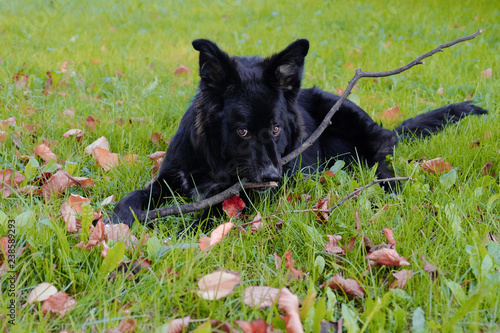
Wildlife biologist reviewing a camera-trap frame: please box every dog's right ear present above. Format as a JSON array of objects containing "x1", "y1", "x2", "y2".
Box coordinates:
[{"x1": 192, "y1": 39, "x2": 235, "y2": 92}]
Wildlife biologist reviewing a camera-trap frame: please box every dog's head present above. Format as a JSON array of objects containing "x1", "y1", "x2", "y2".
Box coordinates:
[{"x1": 191, "y1": 39, "x2": 309, "y2": 186}]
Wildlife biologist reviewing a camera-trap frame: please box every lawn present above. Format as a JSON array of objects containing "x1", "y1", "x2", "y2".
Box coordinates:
[{"x1": 1, "y1": 0, "x2": 499, "y2": 332}]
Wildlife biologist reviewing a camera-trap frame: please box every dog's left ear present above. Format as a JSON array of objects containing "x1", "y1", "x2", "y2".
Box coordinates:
[{"x1": 264, "y1": 39, "x2": 309, "y2": 98}]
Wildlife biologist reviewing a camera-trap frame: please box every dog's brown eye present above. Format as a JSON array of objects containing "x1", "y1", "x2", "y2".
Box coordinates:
[
  {"x1": 237, "y1": 127, "x2": 248, "y2": 137},
  {"x1": 273, "y1": 124, "x2": 281, "y2": 135}
]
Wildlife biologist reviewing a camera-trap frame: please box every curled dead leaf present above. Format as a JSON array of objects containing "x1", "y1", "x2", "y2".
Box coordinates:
[
  {"x1": 366, "y1": 248, "x2": 410, "y2": 267},
  {"x1": 93, "y1": 147, "x2": 120, "y2": 171},
  {"x1": 197, "y1": 269, "x2": 241, "y2": 300},
  {"x1": 277, "y1": 287, "x2": 304, "y2": 333},
  {"x1": 34, "y1": 144, "x2": 57, "y2": 162},
  {"x1": 382, "y1": 228, "x2": 397, "y2": 246},
  {"x1": 388, "y1": 269, "x2": 413, "y2": 289},
  {"x1": 41, "y1": 291, "x2": 77, "y2": 316},
  {"x1": 322, "y1": 274, "x2": 364, "y2": 299},
  {"x1": 323, "y1": 235, "x2": 345, "y2": 255},
  {"x1": 199, "y1": 222, "x2": 234, "y2": 252},
  {"x1": 84, "y1": 136, "x2": 110, "y2": 157},
  {"x1": 62, "y1": 129, "x2": 84, "y2": 141},
  {"x1": 167, "y1": 316, "x2": 191, "y2": 333}
]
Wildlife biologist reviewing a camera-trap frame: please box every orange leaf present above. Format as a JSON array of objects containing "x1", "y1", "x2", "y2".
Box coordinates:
[
  {"x1": 90, "y1": 58, "x2": 101, "y2": 64},
  {"x1": 94, "y1": 147, "x2": 120, "y2": 171},
  {"x1": 421, "y1": 157, "x2": 452, "y2": 174},
  {"x1": 33, "y1": 144, "x2": 57, "y2": 162},
  {"x1": 381, "y1": 105, "x2": 402, "y2": 121},
  {"x1": 198, "y1": 222, "x2": 234, "y2": 252},
  {"x1": 222, "y1": 196, "x2": 245, "y2": 218}
]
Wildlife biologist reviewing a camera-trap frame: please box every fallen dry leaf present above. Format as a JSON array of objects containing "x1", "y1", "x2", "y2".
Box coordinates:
[
  {"x1": 66, "y1": 193, "x2": 91, "y2": 212},
  {"x1": 420, "y1": 254, "x2": 443, "y2": 280},
  {"x1": 84, "y1": 136, "x2": 110, "y2": 157},
  {"x1": 277, "y1": 287, "x2": 304, "y2": 333},
  {"x1": 235, "y1": 319, "x2": 272, "y2": 333},
  {"x1": 167, "y1": 316, "x2": 191, "y2": 333},
  {"x1": 249, "y1": 212, "x2": 264, "y2": 234},
  {"x1": 312, "y1": 193, "x2": 330, "y2": 223},
  {"x1": 381, "y1": 105, "x2": 402, "y2": 121},
  {"x1": 222, "y1": 196, "x2": 245, "y2": 218},
  {"x1": 199, "y1": 222, "x2": 234, "y2": 252},
  {"x1": 481, "y1": 68, "x2": 492, "y2": 79},
  {"x1": 105, "y1": 223, "x2": 139, "y2": 249},
  {"x1": 173, "y1": 65, "x2": 191, "y2": 76},
  {"x1": 63, "y1": 108, "x2": 75, "y2": 118},
  {"x1": 369, "y1": 203, "x2": 389, "y2": 224},
  {"x1": 382, "y1": 228, "x2": 397, "y2": 246},
  {"x1": 41, "y1": 291, "x2": 77, "y2": 316},
  {"x1": 0, "y1": 131, "x2": 7, "y2": 143},
  {"x1": 1, "y1": 169, "x2": 25, "y2": 197},
  {"x1": 421, "y1": 157, "x2": 452, "y2": 174},
  {"x1": 60, "y1": 202, "x2": 78, "y2": 233},
  {"x1": 367, "y1": 248, "x2": 410, "y2": 267},
  {"x1": 33, "y1": 144, "x2": 57, "y2": 162},
  {"x1": 197, "y1": 269, "x2": 241, "y2": 300},
  {"x1": 62, "y1": 129, "x2": 84, "y2": 141},
  {"x1": 27, "y1": 282, "x2": 58, "y2": 303},
  {"x1": 388, "y1": 269, "x2": 413, "y2": 289},
  {"x1": 437, "y1": 87, "x2": 444, "y2": 95},
  {"x1": 323, "y1": 235, "x2": 345, "y2": 255},
  {"x1": 322, "y1": 274, "x2": 364, "y2": 299},
  {"x1": 244, "y1": 286, "x2": 280, "y2": 308},
  {"x1": 101, "y1": 195, "x2": 115, "y2": 206},
  {"x1": 93, "y1": 147, "x2": 120, "y2": 171},
  {"x1": 107, "y1": 317, "x2": 137, "y2": 333}
]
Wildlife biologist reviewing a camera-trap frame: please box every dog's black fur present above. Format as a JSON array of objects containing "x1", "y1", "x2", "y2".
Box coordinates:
[{"x1": 110, "y1": 39, "x2": 487, "y2": 227}]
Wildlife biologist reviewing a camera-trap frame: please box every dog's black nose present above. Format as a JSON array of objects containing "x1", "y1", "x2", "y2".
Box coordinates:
[{"x1": 260, "y1": 166, "x2": 281, "y2": 182}]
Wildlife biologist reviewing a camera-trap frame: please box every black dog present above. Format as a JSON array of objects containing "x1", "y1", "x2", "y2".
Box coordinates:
[{"x1": 109, "y1": 38, "x2": 487, "y2": 227}]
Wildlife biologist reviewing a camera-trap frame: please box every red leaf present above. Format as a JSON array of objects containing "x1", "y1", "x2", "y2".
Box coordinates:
[
  {"x1": 319, "y1": 170, "x2": 334, "y2": 183},
  {"x1": 222, "y1": 196, "x2": 245, "y2": 218}
]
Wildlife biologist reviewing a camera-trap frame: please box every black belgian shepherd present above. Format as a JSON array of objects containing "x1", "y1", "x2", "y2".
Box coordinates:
[{"x1": 109, "y1": 38, "x2": 487, "y2": 227}]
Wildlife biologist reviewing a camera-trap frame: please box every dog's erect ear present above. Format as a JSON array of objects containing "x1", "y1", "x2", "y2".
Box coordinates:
[
  {"x1": 192, "y1": 39, "x2": 235, "y2": 92},
  {"x1": 264, "y1": 39, "x2": 309, "y2": 97}
]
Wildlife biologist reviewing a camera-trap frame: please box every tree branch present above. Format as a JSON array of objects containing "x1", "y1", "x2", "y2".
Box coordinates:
[{"x1": 144, "y1": 29, "x2": 483, "y2": 221}]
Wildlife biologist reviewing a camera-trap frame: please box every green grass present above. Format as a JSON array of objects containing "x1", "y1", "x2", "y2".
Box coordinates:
[{"x1": 1, "y1": 0, "x2": 500, "y2": 331}]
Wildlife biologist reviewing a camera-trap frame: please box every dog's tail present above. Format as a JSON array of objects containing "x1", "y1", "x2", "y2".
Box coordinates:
[{"x1": 394, "y1": 101, "x2": 487, "y2": 140}]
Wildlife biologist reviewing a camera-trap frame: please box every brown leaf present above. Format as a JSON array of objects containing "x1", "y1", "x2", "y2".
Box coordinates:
[
  {"x1": 107, "y1": 318, "x2": 137, "y2": 333},
  {"x1": 244, "y1": 286, "x2": 280, "y2": 308},
  {"x1": 388, "y1": 269, "x2": 413, "y2": 289},
  {"x1": 199, "y1": 222, "x2": 234, "y2": 252},
  {"x1": 323, "y1": 235, "x2": 345, "y2": 255},
  {"x1": 322, "y1": 274, "x2": 364, "y2": 299},
  {"x1": 105, "y1": 223, "x2": 139, "y2": 249},
  {"x1": 60, "y1": 202, "x2": 79, "y2": 233},
  {"x1": 41, "y1": 170, "x2": 75, "y2": 200},
  {"x1": 62, "y1": 129, "x2": 84, "y2": 141},
  {"x1": 85, "y1": 115, "x2": 100, "y2": 131},
  {"x1": 437, "y1": 87, "x2": 444, "y2": 95},
  {"x1": 222, "y1": 195, "x2": 245, "y2": 218},
  {"x1": 63, "y1": 107, "x2": 75, "y2": 118},
  {"x1": 34, "y1": 144, "x2": 57, "y2": 162},
  {"x1": 197, "y1": 269, "x2": 241, "y2": 300},
  {"x1": 66, "y1": 193, "x2": 91, "y2": 213},
  {"x1": 61, "y1": 61, "x2": 68, "y2": 73},
  {"x1": 249, "y1": 212, "x2": 264, "y2": 234},
  {"x1": 481, "y1": 68, "x2": 492, "y2": 79},
  {"x1": 312, "y1": 193, "x2": 330, "y2": 223},
  {"x1": 101, "y1": 195, "x2": 115, "y2": 206},
  {"x1": 235, "y1": 319, "x2": 272, "y2": 333},
  {"x1": 420, "y1": 254, "x2": 442, "y2": 280},
  {"x1": 173, "y1": 65, "x2": 191, "y2": 76},
  {"x1": 381, "y1": 105, "x2": 402, "y2": 121},
  {"x1": 1, "y1": 169, "x2": 25, "y2": 198},
  {"x1": 148, "y1": 151, "x2": 166, "y2": 160},
  {"x1": 90, "y1": 58, "x2": 101, "y2": 65},
  {"x1": 0, "y1": 131, "x2": 7, "y2": 143},
  {"x1": 355, "y1": 209, "x2": 362, "y2": 232},
  {"x1": 167, "y1": 316, "x2": 191, "y2": 333},
  {"x1": 94, "y1": 147, "x2": 120, "y2": 171},
  {"x1": 41, "y1": 291, "x2": 77, "y2": 316},
  {"x1": 277, "y1": 288, "x2": 304, "y2": 333},
  {"x1": 115, "y1": 70, "x2": 125, "y2": 77},
  {"x1": 366, "y1": 248, "x2": 410, "y2": 267},
  {"x1": 382, "y1": 228, "x2": 397, "y2": 246},
  {"x1": 482, "y1": 162, "x2": 494, "y2": 176},
  {"x1": 421, "y1": 157, "x2": 452, "y2": 174}
]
